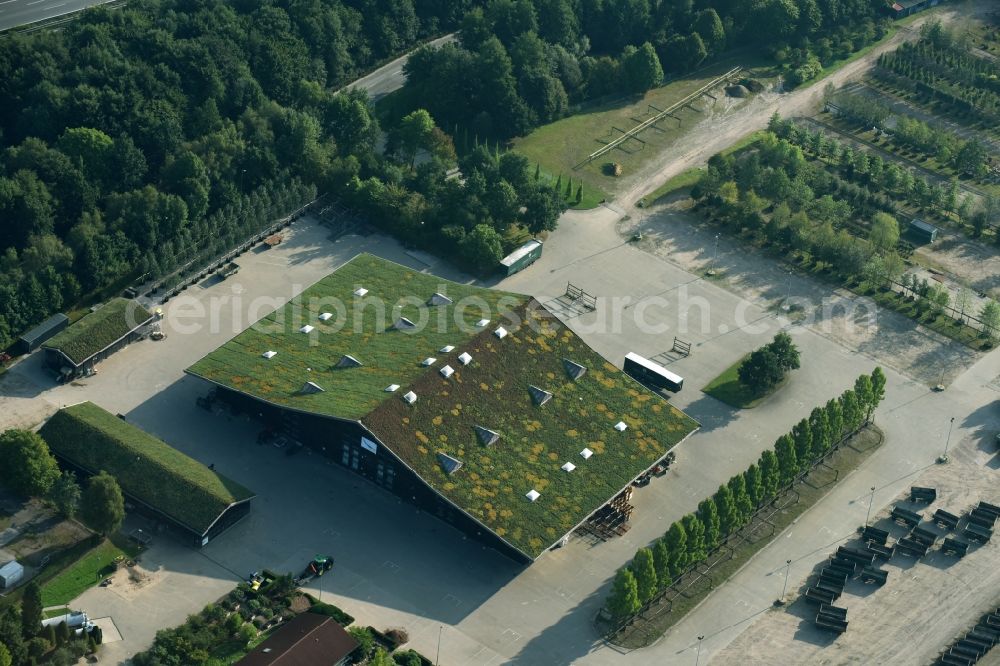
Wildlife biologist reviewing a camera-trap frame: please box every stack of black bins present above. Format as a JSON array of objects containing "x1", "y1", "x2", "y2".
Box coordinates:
[
  {"x1": 815, "y1": 604, "x2": 848, "y2": 634},
  {"x1": 964, "y1": 503, "x2": 997, "y2": 544},
  {"x1": 939, "y1": 608, "x2": 1000, "y2": 665}
]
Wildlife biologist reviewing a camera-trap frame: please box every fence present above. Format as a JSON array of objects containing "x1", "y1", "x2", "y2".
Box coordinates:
[
  {"x1": 883, "y1": 277, "x2": 991, "y2": 335},
  {"x1": 575, "y1": 67, "x2": 742, "y2": 169}
]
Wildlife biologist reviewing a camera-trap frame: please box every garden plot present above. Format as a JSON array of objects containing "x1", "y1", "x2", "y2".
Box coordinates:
[{"x1": 713, "y1": 451, "x2": 1000, "y2": 666}]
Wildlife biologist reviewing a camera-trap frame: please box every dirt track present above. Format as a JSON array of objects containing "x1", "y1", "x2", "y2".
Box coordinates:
[{"x1": 620, "y1": 1, "x2": 989, "y2": 212}]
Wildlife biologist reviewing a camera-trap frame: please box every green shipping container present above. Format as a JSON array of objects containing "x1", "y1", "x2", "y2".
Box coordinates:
[{"x1": 500, "y1": 239, "x2": 543, "y2": 276}]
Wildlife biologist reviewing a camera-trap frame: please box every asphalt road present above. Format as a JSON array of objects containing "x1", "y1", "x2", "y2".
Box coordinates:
[
  {"x1": 0, "y1": 0, "x2": 114, "y2": 32},
  {"x1": 342, "y1": 33, "x2": 455, "y2": 101}
]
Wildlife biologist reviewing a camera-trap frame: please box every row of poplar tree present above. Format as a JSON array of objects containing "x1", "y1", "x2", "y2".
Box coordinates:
[{"x1": 605, "y1": 367, "x2": 887, "y2": 623}]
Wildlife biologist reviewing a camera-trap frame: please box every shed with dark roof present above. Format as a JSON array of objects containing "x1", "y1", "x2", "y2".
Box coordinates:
[
  {"x1": 236, "y1": 613, "x2": 357, "y2": 666},
  {"x1": 15, "y1": 313, "x2": 69, "y2": 355}
]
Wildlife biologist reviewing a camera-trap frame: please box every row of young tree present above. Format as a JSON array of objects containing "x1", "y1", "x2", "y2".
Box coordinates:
[
  {"x1": 874, "y1": 22, "x2": 1000, "y2": 127},
  {"x1": 770, "y1": 115, "x2": 1000, "y2": 237},
  {"x1": 831, "y1": 93, "x2": 991, "y2": 181},
  {"x1": 690, "y1": 124, "x2": 1000, "y2": 339},
  {"x1": 400, "y1": 0, "x2": 889, "y2": 139},
  {"x1": 605, "y1": 369, "x2": 887, "y2": 623},
  {"x1": 693, "y1": 128, "x2": 906, "y2": 279}
]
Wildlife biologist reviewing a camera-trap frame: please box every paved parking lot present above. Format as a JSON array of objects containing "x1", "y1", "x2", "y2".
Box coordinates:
[{"x1": 3, "y1": 209, "x2": 999, "y2": 665}]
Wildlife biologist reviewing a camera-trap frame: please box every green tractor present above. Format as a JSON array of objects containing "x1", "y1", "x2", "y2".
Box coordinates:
[{"x1": 308, "y1": 555, "x2": 334, "y2": 577}]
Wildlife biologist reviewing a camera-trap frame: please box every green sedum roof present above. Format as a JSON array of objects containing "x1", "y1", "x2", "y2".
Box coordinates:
[
  {"x1": 187, "y1": 254, "x2": 699, "y2": 559},
  {"x1": 187, "y1": 254, "x2": 525, "y2": 420},
  {"x1": 363, "y1": 301, "x2": 699, "y2": 558},
  {"x1": 39, "y1": 402, "x2": 254, "y2": 535},
  {"x1": 43, "y1": 298, "x2": 152, "y2": 366}
]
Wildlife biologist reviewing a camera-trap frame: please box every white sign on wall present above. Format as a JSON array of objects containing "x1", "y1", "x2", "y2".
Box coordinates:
[{"x1": 360, "y1": 436, "x2": 378, "y2": 454}]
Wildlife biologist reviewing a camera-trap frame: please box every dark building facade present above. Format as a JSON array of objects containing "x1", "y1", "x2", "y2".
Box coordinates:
[
  {"x1": 216, "y1": 386, "x2": 531, "y2": 563},
  {"x1": 15, "y1": 314, "x2": 69, "y2": 355}
]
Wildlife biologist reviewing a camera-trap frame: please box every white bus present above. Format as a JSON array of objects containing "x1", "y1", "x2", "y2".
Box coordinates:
[{"x1": 623, "y1": 352, "x2": 683, "y2": 392}]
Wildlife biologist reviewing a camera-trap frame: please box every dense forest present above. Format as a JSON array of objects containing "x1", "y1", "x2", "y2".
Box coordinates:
[
  {"x1": 0, "y1": 0, "x2": 891, "y2": 352},
  {"x1": 400, "y1": 0, "x2": 892, "y2": 138}
]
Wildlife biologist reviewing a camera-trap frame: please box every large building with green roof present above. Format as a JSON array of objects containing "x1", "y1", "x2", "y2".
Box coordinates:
[
  {"x1": 40, "y1": 402, "x2": 255, "y2": 546},
  {"x1": 187, "y1": 254, "x2": 698, "y2": 561}
]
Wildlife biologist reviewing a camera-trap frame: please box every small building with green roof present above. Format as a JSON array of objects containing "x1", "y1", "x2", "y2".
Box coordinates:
[
  {"x1": 42, "y1": 298, "x2": 154, "y2": 380},
  {"x1": 39, "y1": 402, "x2": 255, "y2": 546},
  {"x1": 187, "y1": 254, "x2": 698, "y2": 562}
]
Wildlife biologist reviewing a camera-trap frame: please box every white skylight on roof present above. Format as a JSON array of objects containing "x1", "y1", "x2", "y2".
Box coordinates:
[
  {"x1": 385, "y1": 384, "x2": 400, "y2": 392},
  {"x1": 440, "y1": 365, "x2": 454, "y2": 378},
  {"x1": 336, "y1": 354, "x2": 362, "y2": 368},
  {"x1": 494, "y1": 327, "x2": 508, "y2": 339},
  {"x1": 580, "y1": 448, "x2": 593, "y2": 459},
  {"x1": 354, "y1": 287, "x2": 368, "y2": 297},
  {"x1": 422, "y1": 357, "x2": 436, "y2": 366},
  {"x1": 403, "y1": 391, "x2": 417, "y2": 404},
  {"x1": 394, "y1": 317, "x2": 416, "y2": 330},
  {"x1": 299, "y1": 324, "x2": 314, "y2": 334},
  {"x1": 561, "y1": 462, "x2": 576, "y2": 472},
  {"x1": 458, "y1": 352, "x2": 472, "y2": 365},
  {"x1": 262, "y1": 351, "x2": 277, "y2": 359},
  {"x1": 475, "y1": 318, "x2": 490, "y2": 327},
  {"x1": 440, "y1": 345, "x2": 455, "y2": 353},
  {"x1": 615, "y1": 421, "x2": 628, "y2": 432},
  {"x1": 526, "y1": 489, "x2": 540, "y2": 502},
  {"x1": 318, "y1": 312, "x2": 333, "y2": 321},
  {"x1": 529, "y1": 385, "x2": 553, "y2": 406},
  {"x1": 428, "y1": 292, "x2": 453, "y2": 306}
]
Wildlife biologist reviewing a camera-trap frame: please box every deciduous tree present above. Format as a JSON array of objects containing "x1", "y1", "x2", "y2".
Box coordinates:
[
  {"x1": 80, "y1": 471, "x2": 125, "y2": 536},
  {"x1": 607, "y1": 569, "x2": 640, "y2": 620},
  {"x1": 48, "y1": 471, "x2": 81, "y2": 519},
  {"x1": 630, "y1": 547, "x2": 658, "y2": 604},
  {"x1": 774, "y1": 434, "x2": 798, "y2": 485},
  {"x1": 663, "y1": 521, "x2": 689, "y2": 578},
  {"x1": 0, "y1": 429, "x2": 59, "y2": 497},
  {"x1": 714, "y1": 484, "x2": 738, "y2": 538},
  {"x1": 681, "y1": 513, "x2": 706, "y2": 563},
  {"x1": 698, "y1": 498, "x2": 721, "y2": 552}
]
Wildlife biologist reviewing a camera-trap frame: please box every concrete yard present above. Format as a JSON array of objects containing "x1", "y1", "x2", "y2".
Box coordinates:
[
  {"x1": 3, "y1": 205, "x2": 999, "y2": 665},
  {"x1": 715, "y1": 448, "x2": 1000, "y2": 665}
]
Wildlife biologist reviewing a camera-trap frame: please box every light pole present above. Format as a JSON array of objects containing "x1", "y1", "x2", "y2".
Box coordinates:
[
  {"x1": 774, "y1": 558, "x2": 792, "y2": 606},
  {"x1": 707, "y1": 234, "x2": 721, "y2": 276},
  {"x1": 436, "y1": 625, "x2": 443, "y2": 666},
  {"x1": 695, "y1": 635, "x2": 705, "y2": 666},
  {"x1": 782, "y1": 271, "x2": 792, "y2": 312},
  {"x1": 939, "y1": 416, "x2": 955, "y2": 463},
  {"x1": 865, "y1": 485, "x2": 876, "y2": 526}
]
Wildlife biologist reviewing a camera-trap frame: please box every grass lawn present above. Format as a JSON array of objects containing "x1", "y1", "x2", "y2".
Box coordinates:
[
  {"x1": 40, "y1": 536, "x2": 139, "y2": 607},
  {"x1": 535, "y1": 165, "x2": 607, "y2": 210},
  {"x1": 514, "y1": 55, "x2": 776, "y2": 204},
  {"x1": 701, "y1": 355, "x2": 782, "y2": 409},
  {"x1": 611, "y1": 425, "x2": 883, "y2": 648}
]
